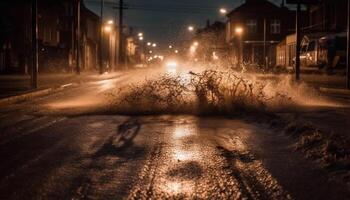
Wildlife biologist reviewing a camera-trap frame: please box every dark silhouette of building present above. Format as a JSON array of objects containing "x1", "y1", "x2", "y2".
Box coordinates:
[
  {"x1": 0, "y1": 0, "x2": 100, "y2": 74},
  {"x1": 306, "y1": 0, "x2": 348, "y2": 32},
  {"x1": 81, "y1": 6, "x2": 100, "y2": 71},
  {"x1": 276, "y1": 0, "x2": 348, "y2": 69},
  {"x1": 226, "y1": 0, "x2": 296, "y2": 67},
  {"x1": 194, "y1": 20, "x2": 228, "y2": 63},
  {"x1": 0, "y1": 1, "x2": 31, "y2": 73}
]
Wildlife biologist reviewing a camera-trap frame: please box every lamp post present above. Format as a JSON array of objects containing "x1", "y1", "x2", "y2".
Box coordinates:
[
  {"x1": 118, "y1": 0, "x2": 124, "y2": 69},
  {"x1": 104, "y1": 25, "x2": 112, "y2": 71},
  {"x1": 99, "y1": 0, "x2": 104, "y2": 74},
  {"x1": 295, "y1": 3, "x2": 301, "y2": 81},
  {"x1": 347, "y1": 0, "x2": 350, "y2": 89},
  {"x1": 31, "y1": 0, "x2": 38, "y2": 89},
  {"x1": 235, "y1": 27, "x2": 243, "y2": 66},
  {"x1": 76, "y1": 0, "x2": 81, "y2": 75}
]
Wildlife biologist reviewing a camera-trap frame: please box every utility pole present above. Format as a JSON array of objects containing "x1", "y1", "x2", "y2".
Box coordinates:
[
  {"x1": 31, "y1": 0, "x2": 38, "y2": 89},
  {"x1": 347, "y1": 0, "x2": 350, "y2": 89},
  {"x1": 118, "y1": 0, "x2": 124, "y2": 69},
  {"x1": 76, "y1": 0, "x2": 81, "y2": 74},
  {"x1": 295, "y1": 3, "x2": 301, "y2": 81},
  {"x1": 99, "y1": 0, "x2": 104, "y2": 74},
  {"x1": 263, "y1": 17, "x2": 267, "y2": 69}
]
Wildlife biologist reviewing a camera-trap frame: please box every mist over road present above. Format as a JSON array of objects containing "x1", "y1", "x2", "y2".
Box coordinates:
[{"x1": 0, "y1": 69, "x2": 348, "y2": 200}]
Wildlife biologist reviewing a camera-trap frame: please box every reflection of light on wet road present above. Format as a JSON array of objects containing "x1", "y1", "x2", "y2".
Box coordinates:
[
  {"x1": 48, "y1": 98, "x2": 99, "y2": 109},
  {"x1": 171, "y1": 125, "x2": 202, "y2": 161},
  {"x1": 46, "y1": 79, "x2": 116, "y2": 111},
  {"x1": 97, "y1": 79, "x2": 115, "y2": 91},
  {"x1": 172, "y1": 126, "x2": 194, "y2": 139},
  {"x1": 173, "y1": 149, "x2": 194, "y2": 161},
  {"x1": 159, "y1": 124, "x2": 201, "y2": 196},
  {"x1": 161, "y1": 181, "x2": 194, "y2": 195}
]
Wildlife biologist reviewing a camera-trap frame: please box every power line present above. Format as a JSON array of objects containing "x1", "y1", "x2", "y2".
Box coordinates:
[{"x1": 84, "y1": 0, "x2": 225, "y2": 14}]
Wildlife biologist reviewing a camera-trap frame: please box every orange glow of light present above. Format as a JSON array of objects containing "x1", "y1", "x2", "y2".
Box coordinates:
[
  {"x1": 104, "y1": 25, "x2": 112, "y2": 33},
  {"x1": 161, "y1": 181, "x2": 194, "y2": 195},
  {"x1": 235, "y1": 27, "x2": 243, "y2": 34}
]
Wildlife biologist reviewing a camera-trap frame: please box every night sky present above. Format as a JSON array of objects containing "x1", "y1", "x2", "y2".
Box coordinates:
[{"x1": 85, "y1": 0, "x2": 285, "y2": 47}]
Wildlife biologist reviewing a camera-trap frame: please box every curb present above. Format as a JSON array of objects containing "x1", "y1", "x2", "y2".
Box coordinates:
[
  {"x1": 0, "y1": 83, "x2": 76, "y2": 106},
  {"x1": 319, "y1": 87, "x2": 350, "y2": 96},
  {"x1": 0, "y1": 72, "x2": 123, "y2": 106}
]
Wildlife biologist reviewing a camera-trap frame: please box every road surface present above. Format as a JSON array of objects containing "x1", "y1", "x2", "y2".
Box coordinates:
[{"x1": 0, "y1": 70, "x2": 349, "y2": 200}]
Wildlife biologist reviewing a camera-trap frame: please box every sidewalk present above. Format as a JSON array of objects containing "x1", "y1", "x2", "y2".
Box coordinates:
[
  {"x1": 0, "y1": 72, "x2": 122, "y2": 99},
  {"x1": 277, "y1": 73, "x2": 350, "y2": 139},
  {"x1": 301, "y1": 74, "x2": 350, "y2": 102}
]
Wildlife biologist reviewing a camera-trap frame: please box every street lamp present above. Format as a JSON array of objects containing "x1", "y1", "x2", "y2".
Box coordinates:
[
  {"x1": 235, "y1": 27, "x2": 243, "y2": 35},
  {"x1": 219, "y1": 8, "x2": 227, "y2": 15},
  {"x1": 174, "y1": 50, "x2": 179, "y2": 54},
  {"x1": 152, "y1": 43, "x2": 157, "y2": 47},
  {"x1": 139, "y1": 36, "x2": 144, "y2": 41},
  {"x1": 235, "y1": 27, "x2": 244, "y2": 66},
  {"x1": 169, "y1": 45, "x2": 173, "y2": 49},
  {"x1": 104, "y1": 25, "x2": 112, "y2": 33},
  {"x1": 193, "y1": 41, "x2": 199, "y2": 47},
  {"x1": 188, "y1": 26, "x2": 194, "y2": 32},
  {"x1": 138, "y1": 32, "x2": 143, "y2": 37},
  {"x1": 190, "y1": 45, "x2": 196, "y2": 54},
  {"x1": 147, "y1": 42, "x2": 151, "y2": 46},
  {"x1": 107, "y1": 20, "x2": 114, "y2": 25}
]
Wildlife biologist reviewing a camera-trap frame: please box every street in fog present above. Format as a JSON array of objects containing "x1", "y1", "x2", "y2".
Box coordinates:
[{"x1": 1, "y1": 0, "x2": 350, "y2": 199}]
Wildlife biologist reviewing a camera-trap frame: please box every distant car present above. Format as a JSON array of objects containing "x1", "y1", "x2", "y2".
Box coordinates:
[{"x1": 299, "y1": 33, "x2": 347, "y2": 70}]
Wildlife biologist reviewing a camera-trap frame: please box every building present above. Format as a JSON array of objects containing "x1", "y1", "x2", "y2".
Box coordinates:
[
  {"x1": 276, "y1": 34, "x2": 296, "y2": 67},
  {"x1": 0, "y1": 0, "x2": 100, "y2": 74},
  {"x1": 306, "y1": 0, "x2": 348, "y2": 32},
  {"x1": 193, "y1": 20, "x2": 228, "y2": 63},
  {"x1": 226, "y1": 0, "x2": 295, "y2": 67},
  {"x1": 276, "y1": 0, "x2": 348, "y2": 69},
  {"x1": 82, "y1": 6, "x2": 101, "y2": 71},
  {"x1": 0, "y1": 1, "x2": 31, "y2": 74}
]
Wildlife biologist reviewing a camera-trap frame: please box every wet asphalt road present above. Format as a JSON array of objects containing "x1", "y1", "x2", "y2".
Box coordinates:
[{"x1": 0, "y1": 71, "x2": 349, "y2": 200}]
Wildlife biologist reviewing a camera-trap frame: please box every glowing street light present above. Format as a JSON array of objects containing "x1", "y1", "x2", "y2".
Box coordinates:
[
  {"x1": 174, "y1": 50, "x2": 179, "y2": 54},
  {"x1": 147, "y1": 42, "x2": 151, "y2": 46},
  {"x1": 169, "y1": 45, "x2": 173, "y2": 49},
  {"x1": 219, "y1": 8, "x2": 227, "y2": 15},
  {"x1": 235, "y1": 27, "x2": 243, "y2": 35},
  {"x1": 139, "y1": 36, "x2": 144, "y2": 41},
  {"x1": 152, "y1": 43, "x2": 157, "y2": 47},
  {"x1": 107, "y1": 20, "x2": 114, "y2": 25},
  {"x1": 104, "y1": 25, "x2": 112, "y2": 33},
  {"x1": 193, "y1": 41, "x2": 199, "y2": 46},
  {"x1": 149, "y1": 50, "x2": 153, "y2": 54},
  {"x1": 138, "y1": 32, "x2": 143, "y2": 37},
  {"x1": 190, "y1": 45, "x2": 196, "y2": 53},
  {"x1": 235, "y1": 27, "x2": 244, "y2": 65},
  {"x1": 188, "y1": 26, "x2": 194, "y2": 32}
]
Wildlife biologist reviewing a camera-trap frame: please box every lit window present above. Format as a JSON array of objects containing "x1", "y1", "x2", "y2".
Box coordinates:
[{"x1": 270, "y1": 19, "x2": 281, "y2": 34}]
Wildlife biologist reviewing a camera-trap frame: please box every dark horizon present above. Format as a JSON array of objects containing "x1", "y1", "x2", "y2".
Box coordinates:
[{"x1": 84, "y1": 0, "x2": 286, "y2": 46}]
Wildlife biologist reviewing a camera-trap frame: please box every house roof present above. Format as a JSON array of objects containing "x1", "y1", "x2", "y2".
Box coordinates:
[
  {"x1": 227, "y1": 0, "x2": 285, "y2": 17},
  {"x1": 82, "y1": 2, "x2": 99, "y2": 21}
]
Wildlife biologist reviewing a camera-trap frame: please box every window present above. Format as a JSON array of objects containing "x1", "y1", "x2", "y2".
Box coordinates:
[
  {"x1": 246, "y1": 19, "x2": 257, "y2": 33},
  {"x1": 270, "y1": 19, "x2": 281, "y2": 34}
]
